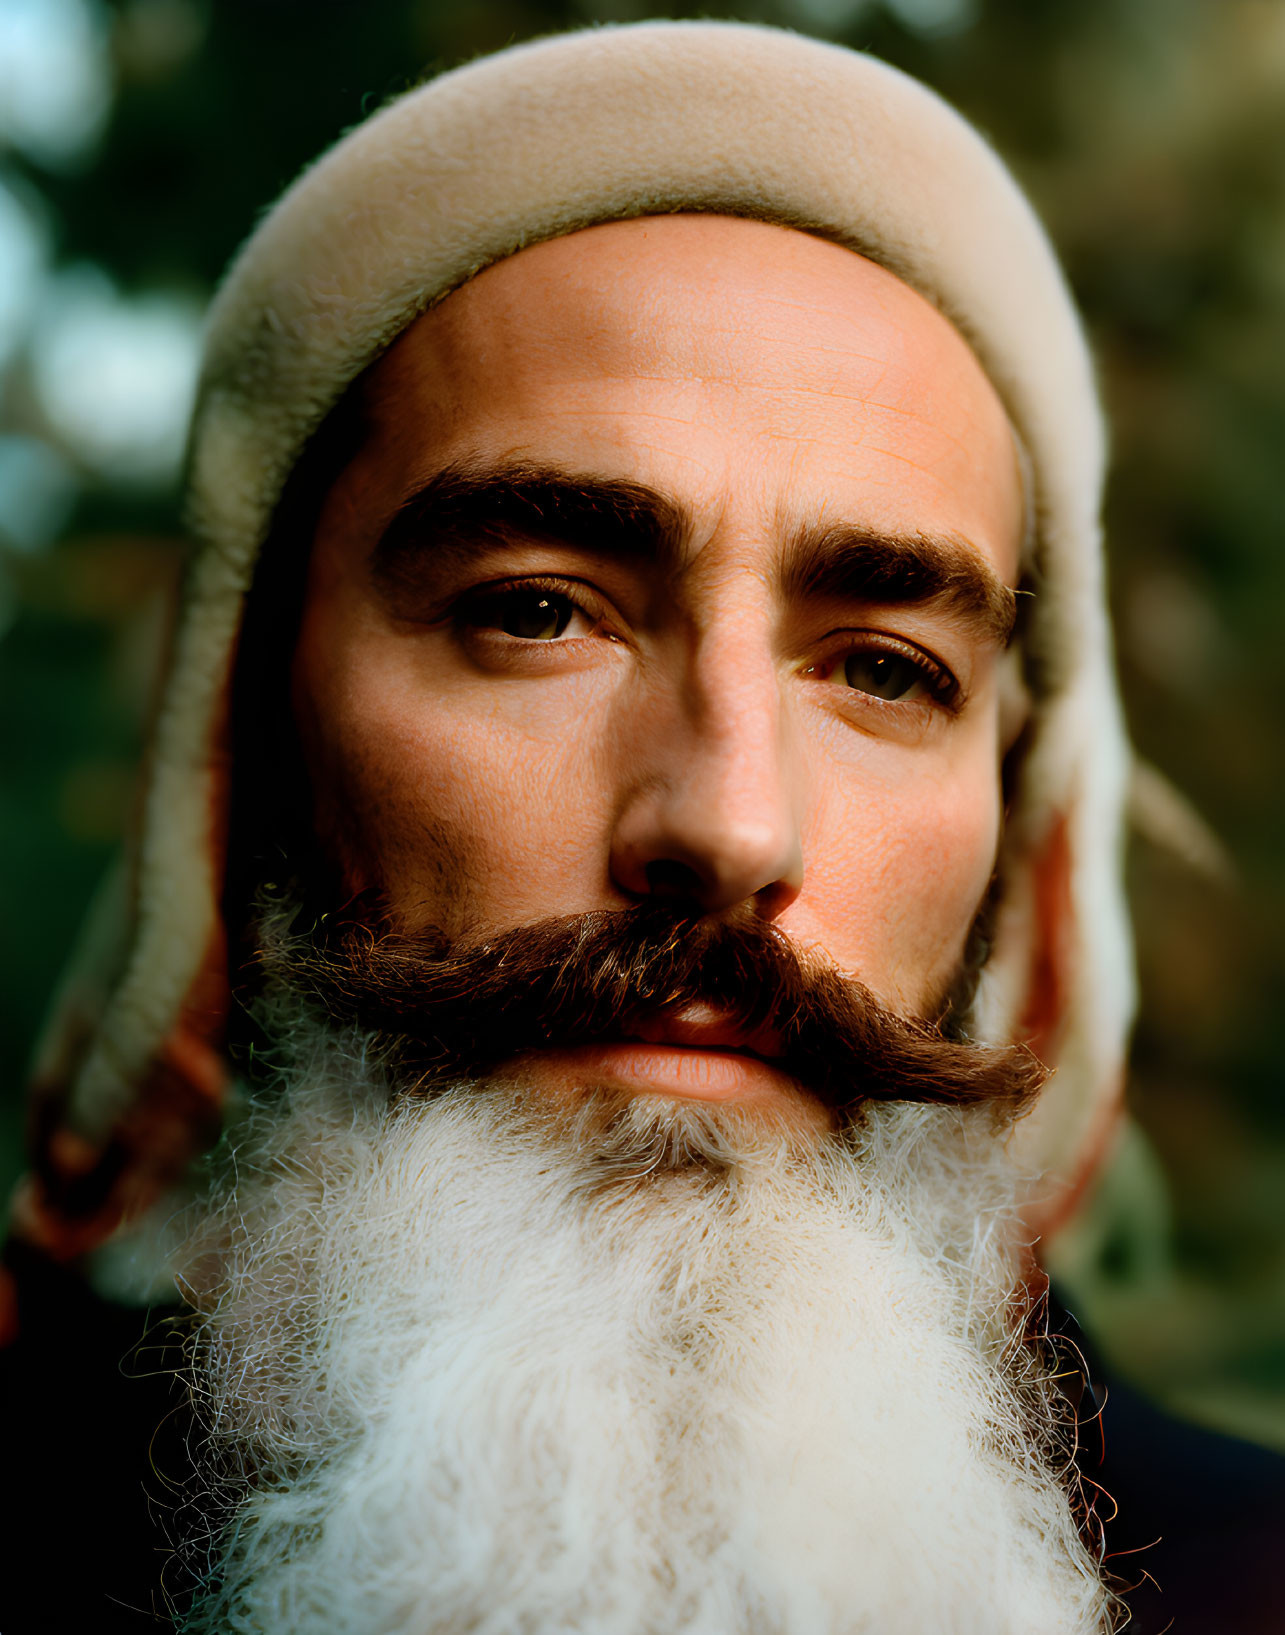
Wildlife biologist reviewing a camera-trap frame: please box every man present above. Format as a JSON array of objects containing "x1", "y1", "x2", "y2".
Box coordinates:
[{"x1": 3, "y1": 21, "x2": 1144, "y2": 1633}]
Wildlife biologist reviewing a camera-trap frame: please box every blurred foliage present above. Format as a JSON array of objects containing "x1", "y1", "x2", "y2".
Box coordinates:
[{"x1": 2, "y1": 0, "x2": 1283, "y2": 1438}]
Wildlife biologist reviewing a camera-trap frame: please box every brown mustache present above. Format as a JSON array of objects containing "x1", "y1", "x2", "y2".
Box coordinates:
[{"x1": 260, "y1": 896, "x2": 1045, "y2": 1117}]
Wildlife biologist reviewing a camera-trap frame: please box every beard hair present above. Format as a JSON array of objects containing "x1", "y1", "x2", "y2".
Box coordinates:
[{"x1": 169, "y1": 987, "x2": 1115, "y2": 1633}]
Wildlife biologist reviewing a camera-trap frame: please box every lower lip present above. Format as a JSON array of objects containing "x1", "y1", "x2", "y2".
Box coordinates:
[{"x1": 520, "y1": 1042, "x2": 799, "y2": 1103}]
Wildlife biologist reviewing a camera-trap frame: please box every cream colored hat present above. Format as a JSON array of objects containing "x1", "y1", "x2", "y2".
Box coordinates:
[{"x1": 13, "y1": 20, "x2": 1132, "y2": 1283}]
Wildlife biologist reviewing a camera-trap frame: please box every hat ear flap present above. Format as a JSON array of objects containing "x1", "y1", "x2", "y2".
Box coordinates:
[
  {"x1": 983, "y1": 808, "x2": 1125, "y2": 1241},
  {"x1": 9, "y1": 710, "x2": 237, "y2": 1292}
]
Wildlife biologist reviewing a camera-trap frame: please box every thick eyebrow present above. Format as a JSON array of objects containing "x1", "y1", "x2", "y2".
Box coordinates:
[
  {"x1": 371, "y1": 461, "x2": 687, "y2": 589},
  {"x1": 781, "y1": 524, "x2": 1018, "y2": 648},
  {"x1": 372, "y1": 459, "x2": 1018, "y2": 648}
]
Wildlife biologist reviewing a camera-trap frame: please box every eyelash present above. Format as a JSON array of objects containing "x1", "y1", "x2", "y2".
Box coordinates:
[
  {"x1": 805, "y1": 634, "x2": 960, "y2": 711},
  {"x1": 450, "y1": 577, "x2": 612, "y2": 641},
  {"x1": 450, "y1": 577, "x2": 960, "y2": 710}
]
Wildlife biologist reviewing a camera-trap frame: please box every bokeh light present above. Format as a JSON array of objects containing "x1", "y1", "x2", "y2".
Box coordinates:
[
  {"x1": 0, "y1": 0, "x2": 113, "y2": 171},
  {"x1": 0, "y1": 435, "x2": 77, "y2": 556},
  {"x1": 0, "y1": 173, "x2": 47, "y2": 368},
  {"x1": 29, "y1": 265, "x2": 203, "y2": 485}
]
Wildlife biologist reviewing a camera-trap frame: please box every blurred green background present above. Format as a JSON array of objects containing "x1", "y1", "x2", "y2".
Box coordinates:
[{"x1": 2, "y1": 0, "x2": 1283, "y2": 1442}]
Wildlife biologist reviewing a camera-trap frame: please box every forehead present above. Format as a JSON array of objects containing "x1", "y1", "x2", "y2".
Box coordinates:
[{"x1": 336, "y1": 214, "x2": 1023, "y2": 584}]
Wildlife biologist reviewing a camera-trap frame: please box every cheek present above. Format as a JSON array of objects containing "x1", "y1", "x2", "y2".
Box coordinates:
[
  {"x1": 797, "y1": 751, "x2": 1001, "y2": 1011},
  {"x1": 294, "y1": 635, "x2": 614, "y2": 931}
]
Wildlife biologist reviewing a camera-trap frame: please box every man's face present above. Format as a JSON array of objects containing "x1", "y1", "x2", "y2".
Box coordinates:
[{"x1": 291, "y1": 215, "x2": 1024, "y2": 1120}]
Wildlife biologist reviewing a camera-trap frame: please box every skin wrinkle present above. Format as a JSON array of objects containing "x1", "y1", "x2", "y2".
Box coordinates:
[{"x1": 694, "y1": 291, "x2": 989, "y2": 468}]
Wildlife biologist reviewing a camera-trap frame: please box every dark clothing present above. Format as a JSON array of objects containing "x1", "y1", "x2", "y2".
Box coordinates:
[
  {"x1": 1, "y1": 1240, "x2": 192, "y2": 1632},
  {"x1": 3, "y1": 1245, "x2": 1282, "y2": 1633},
  {"x1": 1095, "y1": 1374, "x2": 1285, "y2": 1632},
  {"x1": 1041, "y1": 1293, "x2": 1285, "y2": 1632}
]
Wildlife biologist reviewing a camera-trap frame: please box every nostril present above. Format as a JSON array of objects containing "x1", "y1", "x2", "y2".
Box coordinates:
[{"x1": 644, "y1": 859, "x2": 704, "y2": 898}]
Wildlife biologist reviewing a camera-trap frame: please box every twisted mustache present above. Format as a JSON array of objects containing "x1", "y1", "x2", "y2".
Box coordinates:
[{"x1": 254, "y1": 894, "x2": 1045, "y2": 1119}]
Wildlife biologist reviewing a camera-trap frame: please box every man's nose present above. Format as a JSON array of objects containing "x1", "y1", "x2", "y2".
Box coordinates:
[{"x1": 608, "y1": 647, "x2": 805, "y2": 916}]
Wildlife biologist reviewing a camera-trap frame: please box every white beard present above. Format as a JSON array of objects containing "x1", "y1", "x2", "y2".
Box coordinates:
[{"x1": 172, "y1": 1011, "x2": 1113, "y2": 1634}]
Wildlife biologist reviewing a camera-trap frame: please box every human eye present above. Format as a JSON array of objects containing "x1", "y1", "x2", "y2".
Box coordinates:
[
  {"x1": 453, "y1": 580, "x2": 604, "y2": 642},
  {"x1": 807, "y1": 634, "x2": 959, "y2": 709}
]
